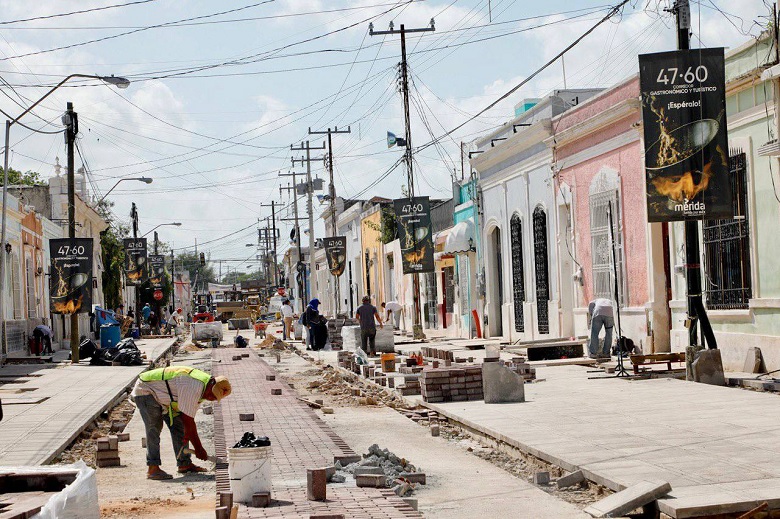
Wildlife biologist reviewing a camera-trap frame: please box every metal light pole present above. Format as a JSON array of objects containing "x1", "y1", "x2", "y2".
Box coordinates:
[
  {"x1": 0, "y1": 73, "x2": 129, "y2": 363},
  {"x1": 141, "y1": 222, "x2": 181, "y2": 238},
  {"x1": 97, "y1": 177, "x2": 153, "y2": 204}
]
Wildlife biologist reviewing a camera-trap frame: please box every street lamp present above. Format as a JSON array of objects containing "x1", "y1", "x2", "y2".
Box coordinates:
[
  {"x1": 0, "y1": 73, "x2": 130, "y2": 363},
  {"x1": 141, "y1": 222, "x2": 182, "y2": 238},
  {"x1": 97, "y1": 177, "x2": 153, "y2": 204}
]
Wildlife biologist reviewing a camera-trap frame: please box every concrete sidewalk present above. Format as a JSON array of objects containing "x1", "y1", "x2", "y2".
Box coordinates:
[
  {"x1": 0, "y1": 337, "x2": 176, "y2": 466},
  {"x1": 421, "y1": 364, "x2": 780, "y2": 518}
]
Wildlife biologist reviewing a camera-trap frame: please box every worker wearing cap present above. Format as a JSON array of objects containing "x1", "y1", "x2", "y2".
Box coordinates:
[{"x1": 132, "y1": 366, "x2": 231, "y2": 480}]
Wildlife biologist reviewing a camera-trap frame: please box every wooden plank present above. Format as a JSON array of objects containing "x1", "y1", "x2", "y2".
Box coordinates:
[{"x1": 630, "y1": 353, "x2": 685, "y2": 365}]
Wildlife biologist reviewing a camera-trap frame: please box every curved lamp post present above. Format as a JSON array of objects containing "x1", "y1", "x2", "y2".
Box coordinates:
[
  {"x1": 97, "y1": 177, "x2": 153, "y2": 204},
  {"x1": 0, "y1": 73, "x2": 130, "y2": 363},
  {"x1": 141, "y1": 222, "x2": 182, "y2": 238}
]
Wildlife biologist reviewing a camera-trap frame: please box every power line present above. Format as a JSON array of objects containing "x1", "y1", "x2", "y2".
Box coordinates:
[{"x1": 0, "y1": 0, "x2": 156, "y2": 25}]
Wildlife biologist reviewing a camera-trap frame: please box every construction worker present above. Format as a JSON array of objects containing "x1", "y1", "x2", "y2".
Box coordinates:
[{"x1": 131, "y1": 366, "x2": 232, "y2": 480}]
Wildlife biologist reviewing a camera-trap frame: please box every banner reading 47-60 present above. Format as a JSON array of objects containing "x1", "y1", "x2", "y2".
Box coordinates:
[
  {"x1": 394, "y1": 197, "x2": 434, "y2": 274},
  {"x1": 50, "y1": 238, "x2": 93, "y2": 315},
  {"x1": 123, "y1": 238, "x2": 148, "y2": 285},
  {"x1": 639, "y1": 48, "x2": 732, "y2": 222},
  {"x1": 323, "y1": 237, "x2": 346, "y2": 276}
]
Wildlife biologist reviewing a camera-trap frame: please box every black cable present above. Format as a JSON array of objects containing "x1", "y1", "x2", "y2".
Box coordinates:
[{"x1": 0, "y1": 0, "x2": 155, "y2": 25}]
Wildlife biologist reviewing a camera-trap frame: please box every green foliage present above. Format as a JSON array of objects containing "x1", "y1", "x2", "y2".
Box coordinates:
[
  {"x1": 97, "y1": 200, "x2": 128, "y2": 310},
  {"x1": 0, "y1": 167, "x2": 43, "y2": 186},
  {"x1": 176, "y1": 250, "x2": 216, "y2": 287},
  {"x1": 379, "y1": 207, "x2": 397, "y2": 244}
]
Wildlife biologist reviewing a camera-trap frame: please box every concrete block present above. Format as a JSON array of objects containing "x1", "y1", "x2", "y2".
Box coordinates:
[
  {"x1": 402, "y1": 497, "x2": 418, "y2": 510},
  {"x1": 356, "y1": 474, "x2": 386, "y2": 488},
  {"x1": 482, "y1": 361, "x2": 525, "y2": 403},
  {"x1": 251, "y1": 491, "x2": 271, "y2": 508},
  {"x1": 334, "y1": 454, "x2": 361, "y2": 465},
  {"x1": 744, "y1": 347, "x2": 764, "y2": 374},
  {"x1": 141, "y1": 437, "x2": 146, "y2": 448},
  {"x1": 108, "y1": 435, "x2": 119, "y2": 450},
  {"x1": 533, "y1": 471, "x2": 550, "y2": 485},
  {"x1": 266, "y1": 375, "x2": 276, "y2": 381},
  {"x1": 431, "y1": 424, "x2": 440, "y2": 437},
  {"x1": 692, "y1": 349, "x2": 726, "y2": 386},
  {"x1": 584, "y1": 480, "x2": 672, "y2": 518},
  {"x1": 241, "y1": 352, "x2": 250, "y2": 358},
  {"x1": 215, "y1": 506, "x2": 229, "y2": 519},
  {"x1": 354, "y1": 466, "x2": 385, "y2": 476},
  {"x1": 239, "y1": 413, "x2": 254, "y2": 421},
  {"x1": 307, "y1": 468, "x2": 327, "y2": 501},
  {"x1": 314, "y1": 398, "x2": 324, "y2": 405},
  {"x1": 219, "y1": 492, "x2": 233, "y2": 510},
  {"x1": 271, "y1": 388, "x2": 282, "y2": 395},
  {"x1": 96, "y1": 449, "x2": 119, "y2": 460},
  {"x1": 117, "y1": 432, "x2": 130, "y2": 442},
  {"x1": 96, "y1": 457, "x2": 120, "y2": 468},
  {"x1": 399, "y1": 472, "x2": 426, "y2": 485},
  {"x1": 557, "y1": 470, "x2": 585, "y2": 489},
  {"x1": 321, "y1": 407, "x2": 334, "y2": 414},
  {"x1": 96, "y1": 439, "x2": 111, "y2": 451}
]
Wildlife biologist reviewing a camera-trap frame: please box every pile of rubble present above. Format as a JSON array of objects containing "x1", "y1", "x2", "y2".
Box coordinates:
[
  {"x1": 306, "y1": 366, "x2": 406, "y2": 408},
  {"x1": 334, "y1": 444, "x2": 425, "y2": 497}
]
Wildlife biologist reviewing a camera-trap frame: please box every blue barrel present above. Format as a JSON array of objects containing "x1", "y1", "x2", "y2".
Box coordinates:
[{"x1": 101, "y1": 325, "x2": 121, "y2": 349}]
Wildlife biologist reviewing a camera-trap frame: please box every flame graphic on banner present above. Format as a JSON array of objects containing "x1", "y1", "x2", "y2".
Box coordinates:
[
  {"x1": 652, "y1": 161, "x2": 713, "y2": 202},
  {"x1": 53, "y1": 295, "x2": 83, "y2": 314}
]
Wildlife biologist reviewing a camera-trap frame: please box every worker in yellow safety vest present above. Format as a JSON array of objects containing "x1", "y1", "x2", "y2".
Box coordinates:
[{"x1": 131, "y1": 366, "x2": 231, "y2": 480}]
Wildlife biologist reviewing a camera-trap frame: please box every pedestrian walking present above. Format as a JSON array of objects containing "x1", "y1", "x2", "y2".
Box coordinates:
[
  {"x1": 280, "y1": 299, "x2": 294, "y2": 341},
  {"x1": 356, "y1": 295, "x2": 383, "y2": 356},
  {"x1": 588, "y1": 298, "x2": 614, "y2": 359},
  {"x1": 381, "y1": 301, "x2": 402, "y2": 330},
  {"x1": 131, "y1": 366, "x2": 231, "y2": 480}
]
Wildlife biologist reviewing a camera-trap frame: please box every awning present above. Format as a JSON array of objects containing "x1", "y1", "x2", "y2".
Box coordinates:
[
  {"x1": 444, "y1": 218, "x2": 475, "y2": 254},
  {"x1": 762, "y1": 63, "x2": 780, "y2": 81}
]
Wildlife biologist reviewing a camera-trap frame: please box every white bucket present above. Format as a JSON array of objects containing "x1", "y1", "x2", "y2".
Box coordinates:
[{"x1": 227, "y1": 446, "x2": 272, "y2": 503}]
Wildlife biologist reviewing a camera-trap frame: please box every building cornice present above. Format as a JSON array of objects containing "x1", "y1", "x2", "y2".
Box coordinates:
[
  {"x1": 471, "y1": 120, "x2": 552, "y2": 172},
  {"x1": 544, "y1": 97, "x2": 641, "y2": 149}
]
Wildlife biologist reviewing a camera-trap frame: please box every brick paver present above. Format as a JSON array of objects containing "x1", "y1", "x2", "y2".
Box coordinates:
[
  {"x1": 212, "y1": 348, "x2": 421, "y2": 518},
  {"x1": 0, "y1": 337, "x2": 176, "y2": 465}
]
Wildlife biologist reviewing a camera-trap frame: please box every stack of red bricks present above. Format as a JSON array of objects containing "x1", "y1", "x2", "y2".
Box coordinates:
[
  {"x1": 96, "y1": 435, "x2": 120, "y2": 467},
  {"x1": 507, "y1": 356, "x2": 536, "y2": 381},
  {"x1": 420, "y1": 346, "x2": 455, "y2": 362},
  {"x1": 420, "y1": 366, "x2": 483, "y2": 403}
]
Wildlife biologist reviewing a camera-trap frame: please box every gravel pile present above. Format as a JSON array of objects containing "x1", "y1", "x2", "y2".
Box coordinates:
[{"x1": 334, "y1": 444, "x2": 421, "y2": 496}]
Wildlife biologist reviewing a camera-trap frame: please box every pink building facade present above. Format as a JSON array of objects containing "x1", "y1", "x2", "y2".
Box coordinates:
[{"x1": 552, "y1": 76, "x2": 672, "y2": 352}]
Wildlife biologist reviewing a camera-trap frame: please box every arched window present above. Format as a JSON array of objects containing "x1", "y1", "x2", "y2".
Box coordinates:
[
  {"x1": 510, "y1": 214, "x2": 525, "y2": 332},
  {"x1": 533, "y1": 207, "x2": 549, "y2": 334}
]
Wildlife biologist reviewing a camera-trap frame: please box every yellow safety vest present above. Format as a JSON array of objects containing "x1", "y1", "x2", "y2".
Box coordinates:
[{"x1": 139, "y1": 367, "x2": 211, "y2": 424}]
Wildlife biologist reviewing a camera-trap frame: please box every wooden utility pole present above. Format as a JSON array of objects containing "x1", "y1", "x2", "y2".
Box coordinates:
[
  {"x1": 65, "y1": 102, "x2": 80, "y2": 362},
  {"x1": 280, "y1": 171, "x2": 306, "y2": 310},
  {"x1": 370, "y1": 20, "x2": 435, "y2": 339},
  {"x1": 308, "y1": 126, "x2": 350, "y2": 316}
]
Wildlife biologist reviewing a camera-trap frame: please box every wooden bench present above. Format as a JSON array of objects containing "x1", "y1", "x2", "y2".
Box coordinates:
[{"x1": 630, "y1": 353, "x2": 686, "y2": 374}]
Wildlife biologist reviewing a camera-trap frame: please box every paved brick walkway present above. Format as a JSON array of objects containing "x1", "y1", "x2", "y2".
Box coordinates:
[
  {"x1": 0, "y1": 337, "x2": 176, "y2": 465},
  {"x1": 212, "y1": 348, "x2": 421, "y2": 518}
]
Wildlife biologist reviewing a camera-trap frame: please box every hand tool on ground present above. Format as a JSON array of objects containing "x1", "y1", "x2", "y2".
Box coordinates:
[{"x1": 181, "y1": 447, "x2": 226, "y2": 464}]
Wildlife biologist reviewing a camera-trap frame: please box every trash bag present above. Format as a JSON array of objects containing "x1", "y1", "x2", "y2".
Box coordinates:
[
  {"x1": 233, "y1": 432, "x2": 271, "y2": 448},
  {"x1": 78, "y1": 339, "x2": 98, "y2": 360}
]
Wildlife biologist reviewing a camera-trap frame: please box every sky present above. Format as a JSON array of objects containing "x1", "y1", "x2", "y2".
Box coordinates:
[{"x1": 0, "y1": 0, "x2": 769, "y2": 277}]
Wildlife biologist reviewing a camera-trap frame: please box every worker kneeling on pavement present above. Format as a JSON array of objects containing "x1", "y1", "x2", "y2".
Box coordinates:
[{"x1": 131, "y1": 366, "x2": 231, "y2": 480}]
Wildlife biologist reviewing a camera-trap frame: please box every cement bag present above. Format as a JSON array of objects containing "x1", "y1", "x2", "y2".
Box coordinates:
[{"x1": 33, "y1": 460, "x2": 99, "y2": 519}]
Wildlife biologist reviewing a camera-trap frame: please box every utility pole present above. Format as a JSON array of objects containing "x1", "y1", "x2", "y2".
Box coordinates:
[
  {"x1": 280, "y1": 171, "x2": 305, "y2": 310},
  {"x1": 65, "y1": 102, "x2": 80, "y2": 362},
  {"x1": 672, "y1": 0, "x2": 716, "y2": 353},
  {"x1": 308, "y1": 126, "x2": 350, "y2": 316},
  {"x1": 260, "y1": 201, "x2": 279, "y2": 289},
  {"x1": 130, "y1": 202, "x2": 140, "y2": 331},
  {"x1": 370, "y1": 20, "x2": 435, "y2": 339},
  {"x1": 170, "y1": 246, "x2": 175, "y2": 313},
  {"x1": 291, "y1": 141, "x2": 326, "y2": 307}
]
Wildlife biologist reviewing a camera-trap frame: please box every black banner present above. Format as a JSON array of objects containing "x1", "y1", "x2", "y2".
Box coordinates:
[
  {"x1": 50, "y1": 238, "x2": 93, "y2": 314},
  {"x1": 149, "y1": 254, "x2": 166, "y2": 289},
  {"x1": 323, "y1": 236, "x2": 346, "y2": 276},
  {"x1": 394, "y1": 197, "x2": 434, "y2": 274},
  {"x1": 123, "y1": 238, "x2": 148, "y2": 285},
  {"x1": 639, "y1": 48, "x2": 732, "y2": 222}
]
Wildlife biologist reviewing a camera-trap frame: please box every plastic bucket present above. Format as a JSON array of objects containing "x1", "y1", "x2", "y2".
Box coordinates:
[
  {"x1": 227, "y1": 446, "x2": 272, "y2": 503},
  {"x1": 380, "y1": 353, "x2": 396, "y2": 372}
]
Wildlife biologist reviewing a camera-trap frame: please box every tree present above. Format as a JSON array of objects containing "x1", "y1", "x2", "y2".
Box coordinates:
[
  {"x1": 97, "y1": 200, "x2": 128, "y2": 310},
  {"x1": 0, "y1": 167, "x2": 43, "y2": 186},
  {"x1": 175, "y1": 251, "x2": 216, "y2": 290}
]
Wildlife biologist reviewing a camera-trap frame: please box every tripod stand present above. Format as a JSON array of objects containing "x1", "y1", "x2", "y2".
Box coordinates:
[{"x1": 608, "y1": 201, "x2": 629, "y2": 377}]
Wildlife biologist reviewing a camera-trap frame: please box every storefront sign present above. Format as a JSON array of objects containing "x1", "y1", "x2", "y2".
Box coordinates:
[
  {"x1": 123, "y1": 238, "x2": 148, "y2": 285},
  {"x1": 394, "y1": 196, "x2": 434, "y2": 274},
  {"x1": 49, "y1": 238, "x2": 93, "y2": 314},
  {"x1": 323, "y1": 236, "x2": 346, "y2": 276},
  {"x1": 639, "y1": 48, "x2": 732, "y2": 221}
]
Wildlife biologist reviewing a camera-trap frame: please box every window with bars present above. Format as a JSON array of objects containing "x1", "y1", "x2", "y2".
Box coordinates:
[
  {"x1": 533, "y1": 207, "x2": 550, "y2": 334},
  {"x1": 589, "y1": 169, "x2": 625, "y2": 306},
  {"x1": 510, "y1": 214, "x2": 525, "y2": 332},
  {"x1": 25, "y1": 257, "x2": 36, "y2": 319},
  {"x1": 703, "y1": 151, "x2": 751, "y2": 309}
]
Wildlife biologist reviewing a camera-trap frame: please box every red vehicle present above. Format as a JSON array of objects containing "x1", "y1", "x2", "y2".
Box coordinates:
[{"x1": 193, "y1": 304, "x2": 215, "y2": 323}]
